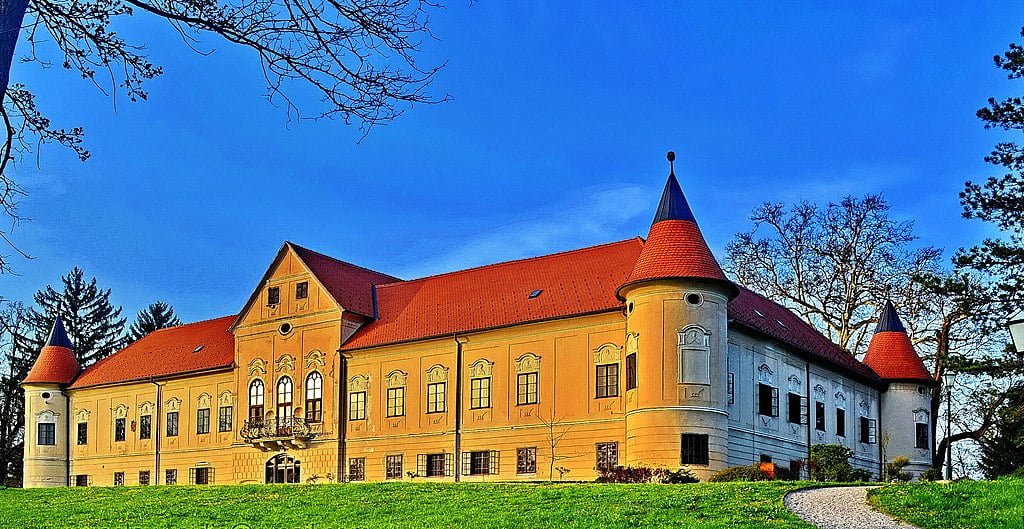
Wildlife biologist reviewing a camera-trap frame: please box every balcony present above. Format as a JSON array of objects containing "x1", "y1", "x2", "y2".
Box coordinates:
[{"x1": 240, "y1": 417, "x2": 321, "y2": 450}]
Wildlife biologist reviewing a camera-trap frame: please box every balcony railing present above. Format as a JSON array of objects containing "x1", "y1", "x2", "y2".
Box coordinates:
[{"x1": 241, "y1": 417, "x2": 321, "y2": 450}]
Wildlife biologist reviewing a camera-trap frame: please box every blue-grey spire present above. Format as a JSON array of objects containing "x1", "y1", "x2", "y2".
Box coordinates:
[
  {"x1": 652, "y1": 151, "x2": 697, "y2": 224},
  {"x1": 875, "y1": 300, "x2": 907, "y2": 334},
  {"x1": 45, "y1": 315, "x2": 73, "y2": 349}
]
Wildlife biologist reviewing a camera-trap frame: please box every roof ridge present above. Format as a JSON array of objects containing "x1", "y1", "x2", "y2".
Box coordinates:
[
  {"x1": 288, "y1": 241, "x2": 402, "y2": 281},
  {"x1": 148, "y1": 314, "x2": 236, "y2": 335},
  {"x1": 377, "y1": 237, "x2": 645, "y2": 290}
]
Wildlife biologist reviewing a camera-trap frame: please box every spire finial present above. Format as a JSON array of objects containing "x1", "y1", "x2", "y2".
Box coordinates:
[{"x1": 667, "y1": 151, "x2": 676, "y2": 176}]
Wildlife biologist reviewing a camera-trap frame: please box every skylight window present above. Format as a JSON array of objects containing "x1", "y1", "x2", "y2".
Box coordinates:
[
  {"x1": 753, "y1": 309, "x2": 766, "y2": 318},
  {"x1": 193, "y1": 345, "x2": 205, "y2": 354},
  {"x1": 776, "y1": 320, "x2": 787, "y2": 328},
  {"x1": 529, "y1": 290, "x2": 543, "y2": 299}
]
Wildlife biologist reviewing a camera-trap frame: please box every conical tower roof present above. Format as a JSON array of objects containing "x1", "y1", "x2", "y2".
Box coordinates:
[
  {"x1": 23, "y1": 316, "x2": 80, "y2": 385},
  {"x1": 617, "y1": 153, "x2": 737, "y2": 299},
  {"x1": 862, "y1": 301, "x2": 932, "y2": 383}
]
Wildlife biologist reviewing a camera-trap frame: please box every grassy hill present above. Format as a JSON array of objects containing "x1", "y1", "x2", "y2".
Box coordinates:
[
  {"x1": 869, "y1": 479, "x2": 1024, "y2": 529},
  {"x1": 0, "y1": 482, "x2": 814, "y2": 529}
]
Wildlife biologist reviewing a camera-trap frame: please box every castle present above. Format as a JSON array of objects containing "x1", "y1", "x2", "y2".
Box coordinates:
[{"x1": 21, "y1": 158, "x2": 935, "y2": 487}]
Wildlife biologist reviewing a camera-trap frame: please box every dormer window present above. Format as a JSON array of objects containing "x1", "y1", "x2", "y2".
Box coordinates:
[
  {"x1": 528, "y1": 289, "x2": 542, "y2": 299},
  {"x1": 267, "y1": 287, "x2": 280, "y2": 306},
  {"x1": 296, "y1": 282, "x2": 308, "y2": 300}
]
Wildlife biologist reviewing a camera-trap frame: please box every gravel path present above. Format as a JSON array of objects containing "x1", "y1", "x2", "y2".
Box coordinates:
[{"x1": 784, "y1": 486, "x2": 919, "y2": 529}]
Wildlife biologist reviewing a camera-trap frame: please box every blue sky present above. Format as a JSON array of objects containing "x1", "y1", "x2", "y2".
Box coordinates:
[{"x1": 3, "y1": 2, "x2": 1019, "y2": 324}]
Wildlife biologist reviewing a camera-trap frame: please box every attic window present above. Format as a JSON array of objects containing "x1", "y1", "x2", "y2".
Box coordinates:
[
  {"x1": 776, "y1": 320, "x2": 787, "y2": 329},
  {"x1": 267, "y1": 287, "x2": 281, "y2": 306},
  {"x1": 296, "y1": 282, "x2": 308, "y2": 300},
  {"x1": 193, "y1": 345, "x2": 205, "y2": 354},
  {"x1": 529, "y1": 290, "x2": 543, "y2": 299},
  {"x1": 753, "y1": 309, "x2": 766, "y2": 318}
]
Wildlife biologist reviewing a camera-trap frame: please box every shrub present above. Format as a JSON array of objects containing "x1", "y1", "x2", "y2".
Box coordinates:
[
  {"x1": 809, "y1": 444, "x2": 855, "y2": 482},
  {"x1": 775, "y1": 461, "x2": 801, "y2": 481},
  {"x1": 596, "y1": 466, "x2": 698, "y2": 484},
  {"x1": 921, "y1": 467, "x2": 943, "y2": 481},
  {"x1": 709, "y1": 465, "x2": 772, "y2": 482},
  {"x1": 849, "y1": 468, "x2": 874, "y2": 482},
  {"x1": 885, "y1": 456, "x2": 912, "y2": 483}
]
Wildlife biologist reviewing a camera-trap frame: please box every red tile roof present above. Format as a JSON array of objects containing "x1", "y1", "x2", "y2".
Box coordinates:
[
  {"x1": 728, "y1": 286, "x2": 881, "y2": 383},
  {"x1": 291, "y1": 243, "x2": 400, "y2": 318},
  {"x1": 69, "y1": 316, "x2": 236, "y2": 389},
  {"x1": 862, "y1": 331, "x2": 933, "y2": 383},
  {"x1": 23, "y1": 345, "x2": 80, "y2": 385},
  {"x1": 618, "y1": 220, "x2": 734, "y2": 298},
  {"x1": 342, "y1": 239, "x2": 645, "y2": 349}
]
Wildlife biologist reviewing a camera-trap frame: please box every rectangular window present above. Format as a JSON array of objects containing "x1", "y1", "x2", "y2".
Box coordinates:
[
  {"x1": 424, "y1": 453, "x2": 447, "y2": 477},
  {"x1": 727, "y1": 372, "x2": 735, "y2": 405},
  {"x1": 625, "y1": 353, "x2": 637, "y2": 390},
  {"x1": 516, "y1": 447, "x2": 537, "y2": 474},
  {"x1": 77, "y1": 422, "x2": 88, "y2": 445},
  {"x1": 517, "y1": 372, "x2": 539, "y2": 405},
  {"x1": 680, "y1": 434, "x2": 710, "y2": 465},
  {"x1": 296, "y1": 281, "x2": 308, "y2": 300},
  {"x1": 197, "y1": 408, "x2": 210, "y2": 435},
  {"x1": 349, "y1": 391, "x2": 367, "y2": 420},
  {"x1": 595, "y1": 364, "x2": 619, "y2": 398},
  {"x1": 349, "y1": 458, "x2": 366, "y2": 481},
  {"x1": 860, "y1": 417, "x2": 878, "y2": 444},
  {"x1": 470, "y1": 377, "x2": 491, "y2": 409},
  {"x1": 815, "y1": 401, "x2": 826, "y2": 432},
  {"x1": 165, "y1": 469, "x2": 177, "y2": 485},
  {"x1": 916, "y1": 422, "x2": 930, "y2": 449},
  {"x1": 758, "y1": 384, "x2": 779, "y2": 417},
  {"x1": 140, "y1": 415, "x2": 152, "y2": 440},
  {"x1": 465, "y1": 450, "x2": 493, "y2": 476},
  {"x1": 75, "y1": 475, "x2": 89, "y2": 487},
  {"x1": 387, "y1": 387, "x2": 405, "y2": 417},
  {"x1": 267, "y1": 286, "x2": 280, "y2": 305},
  {"x1": 386, "y1": 455, "x2": 403, "y2": 480},
  {"x1": 427, "y1": 382, "x2": 446, "y2": 413},
  {"x1": 37, "y1": 423, "x2": 55, "y2": 446},
  {"x1": 166, "y1": 411, "x2": 179, "y2": 437},
  {"x1": 836, "y1": 408, "x2": 846, "y2": 437},
  {"x1": 596, "y1": 442, "x2": 618, "y2": 470},
  {"x1": 114, "y1": 418, "x2": 126, "y2": 442},
  {"x1": 113, "y1": 472, "x2": 124, "y2": 487},
  {"x1": 139, "y1": 471, "x2": 151, "y2": 486},
  {"x1": 219, "y1": 406, "x2": 233, "y2": 432},
  {"x1": 193, "y1": 467, "x2": 211, "y2": 485}
]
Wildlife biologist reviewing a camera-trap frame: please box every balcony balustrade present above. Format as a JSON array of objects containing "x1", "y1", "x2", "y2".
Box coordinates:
[{"x1": 240, "y1": 416, "x2": 321, "y2": 450}]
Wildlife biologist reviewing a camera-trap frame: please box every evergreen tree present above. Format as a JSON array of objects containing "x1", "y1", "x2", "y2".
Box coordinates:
[
  {"x1": 128, "y1": 301, "x2": 181, "y2": 343},
  {"x1": 20, "y1": 267, "x2": 126, "y2": 367},
  {"x1": 0, "y1": 302, "x2": 33, "y2": 486},
  {"x1": 979, "y1": 385, "x2": 1024, "y2": 478}
]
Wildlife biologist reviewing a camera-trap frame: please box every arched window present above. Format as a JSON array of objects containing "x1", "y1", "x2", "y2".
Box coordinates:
[
  {"x1": 266, "y1": 454, "x2": 301, "y2": 484},
  {"x1": 276, "y1": 377, "x2": 293, "y2": 426},
  {"x1": 248, "y1": 379, "x2": 265, "y2": 422},
  {"x1": 305, "y1": 372, "x2": 323, "y2": 423}
]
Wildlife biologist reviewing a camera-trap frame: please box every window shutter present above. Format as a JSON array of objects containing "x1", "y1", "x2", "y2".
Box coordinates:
[
  {"x1": 209, "y1": 467, "x2": 215, "y2": 485},
  {"x1": 868, "y1": 418, "x2": 878, "y2": 444},
  {"x1": 771, "y1": 387, "x2": 780, "y2": 417},
  {"x1": 444, "y1": 453, "x2": 454, "y2": 477},
  {"x1": 800, "y1": 396, "x2": 809, "y2": 425},
  {"x1": 188, "y1": 468, "x2": 196, "y2": 485},
  {"x1": 417, "y1": 454, "x2": 427, "y2": 477},
  {"x1": 490, "y1": 450, "x2": 500, "y2": 475},
  {"x1": 461, "y1": 452, "x2": 471, "y2": 476}
]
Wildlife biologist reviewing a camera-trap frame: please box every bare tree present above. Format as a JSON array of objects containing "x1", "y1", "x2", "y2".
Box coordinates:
[
  {"x1": 536, "y1": 406, "x2": 575, "y2": 481},
  {"x1": 0, "y1": 0, "x2": 448, "y2": 272}
]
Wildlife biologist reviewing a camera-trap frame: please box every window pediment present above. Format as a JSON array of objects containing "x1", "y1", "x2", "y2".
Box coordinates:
[{"x1": 515, "y1": 354, "x2": 540, "y2": 374}]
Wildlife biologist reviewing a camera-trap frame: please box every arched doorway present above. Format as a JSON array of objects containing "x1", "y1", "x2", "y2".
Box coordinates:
[{"x1": 266, "y1": 454, "x2": 301, "y2": 484}]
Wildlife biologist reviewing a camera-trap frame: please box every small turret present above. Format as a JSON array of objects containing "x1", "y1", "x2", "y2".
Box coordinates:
[
  {"x1": 864, "y1": 302, "x2": 935, "y2": 479},
  {"x1": 619, "y1": 153, "x2": 736, "y2": 479},
  {"x1": 22, "y1": 316, "x2": 79, "y2": 488}
]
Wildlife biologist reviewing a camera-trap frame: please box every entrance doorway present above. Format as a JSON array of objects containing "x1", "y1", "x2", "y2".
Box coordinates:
[{"x1": 266, "y1": 454, "x2": 301, "y2": 484}]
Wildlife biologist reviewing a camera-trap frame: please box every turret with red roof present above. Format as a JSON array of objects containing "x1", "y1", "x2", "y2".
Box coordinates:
[{"x1": 862, "y1": 301, "x2": 933, "y2": 384}]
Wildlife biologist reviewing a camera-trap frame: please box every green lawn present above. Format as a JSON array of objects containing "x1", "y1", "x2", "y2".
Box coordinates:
[
  {"x1": 0, "y1": 482, "x2": 815, "y2": 529},
  {"x1": 869, "y1": 479, "x2": 1024, "y2": 529}
]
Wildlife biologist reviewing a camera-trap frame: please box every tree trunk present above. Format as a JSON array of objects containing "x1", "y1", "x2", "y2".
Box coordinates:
[{"x1": 0, "y1": 0, "x2": 29, "y2": 101}]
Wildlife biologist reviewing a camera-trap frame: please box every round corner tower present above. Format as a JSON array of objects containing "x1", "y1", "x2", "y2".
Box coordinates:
[
  {"x1": 617, "y1": 153, "x2": 739, "y2": 480},
  {"x1": 21, "y1": 316, "x2": 80, "y2": 488},
  {"x1": 862, "y1": 301, "x2": 936, "y2": 479}
]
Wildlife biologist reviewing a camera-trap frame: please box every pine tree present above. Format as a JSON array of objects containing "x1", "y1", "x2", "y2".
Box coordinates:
[
  {"x1": 20, "y1": 267, "x2": 127, "y2": 367},
  {"x1": 978, "y1": 385, "x2": 1024, "y2": 478},
  {"x1": 128, "y1": 301, "x2": 181, "y2": 343}
]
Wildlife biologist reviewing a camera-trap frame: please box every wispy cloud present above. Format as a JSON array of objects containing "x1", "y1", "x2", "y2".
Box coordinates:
[{"x1": 398, "y1": 184, "x2": 656, "y2": 279}]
